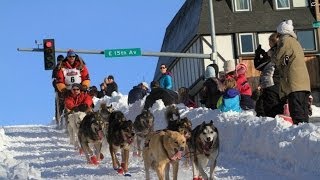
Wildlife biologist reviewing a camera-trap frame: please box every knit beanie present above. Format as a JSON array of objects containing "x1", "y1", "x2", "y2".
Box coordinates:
[
  {"x1": 205, "y1": 66, "x2": 216, "y2": 79},
  {"x1": 224, "y1": 60, "x2": 235, "y2": 74},
  {"x1": 277, "y1": 20, "x2": 294, "y2": 35}
]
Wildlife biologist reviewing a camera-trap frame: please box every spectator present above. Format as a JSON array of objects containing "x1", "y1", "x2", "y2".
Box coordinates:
[
  {"x1": 235, "y1": 63, "x2": 255, "y2": 110},
  {"x1": 223, "y1": 60, "x2": 236, "y2": 79},
  {"x1": 178, "y1": 87, "x2": 197, "y2": 108},
  {"x1": 273, "y1": 19, "x2": 311, "y2": 124},
  {"x1": 200, "y1": 64, "x2": 224, "y2": 109},
  {"x1": 97, "y1": 83, "x2": 107, "y2": 98},
  {"x1": 159, "y1": 64, "x2": 173, "y2": 90},
  {"x1": 105, "y1": 75, "x2": 118, "y2": 97},
  {"x1": 52, "y1": 55, "x2": 65, "y2": 92},
  {"x1": 144, "y1": 81, "x2": 178, "y2": 110},
  {"x1": 64, "y1": 83, "x2": 93, "y2": 113},
  {"x1": 55, "y1": 50, "x2": 90, "y2": 95},
  {"x1": 217, "y1": 77, "x2": 241, "y2": 113},
  {"x1": 52, "y1": 55, "x2": 65, "y2": 123},
  {"x1": 128, "y1": 82, "x2": 149, "y2": 105},
  {"x1": 254, "y1": 33, "x2": 285, "y2": 117},
  {"x1": 88, "y1": 86, "x2": 98, "y2": 98}
]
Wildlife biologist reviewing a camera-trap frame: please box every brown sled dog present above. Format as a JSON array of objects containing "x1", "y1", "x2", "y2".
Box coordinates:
[
  {"x1": 143, "y1": 130, "x2": 186, "y2": 180},
  {"x1": 107, "y1": 110, "x2": 135, "y2": 176},
  {"x1": 165, "y1": 105, "x2": 193, "y2": 166},
  {"x1": 78, "y1": 111, "x2": 105, "y2": 165}
]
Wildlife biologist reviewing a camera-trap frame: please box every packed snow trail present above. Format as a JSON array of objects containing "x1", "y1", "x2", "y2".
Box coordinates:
[{"x1": 1, "y1": 96, "x2": 320, "y2": 179}]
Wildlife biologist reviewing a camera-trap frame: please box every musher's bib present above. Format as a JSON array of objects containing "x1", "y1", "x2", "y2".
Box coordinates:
[{"x1": 62, "y1": 68, "x2": 82, "y2": 90}]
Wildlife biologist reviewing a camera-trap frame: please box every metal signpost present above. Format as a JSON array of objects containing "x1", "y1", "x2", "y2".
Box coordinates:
[{"x1": 18, "y1": 0, "x2": 217, "y2": 61}]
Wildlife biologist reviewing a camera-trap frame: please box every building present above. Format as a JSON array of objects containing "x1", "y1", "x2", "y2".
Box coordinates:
[{"x1": 154, "y1": 0, "x2": 320, "y2": 105}]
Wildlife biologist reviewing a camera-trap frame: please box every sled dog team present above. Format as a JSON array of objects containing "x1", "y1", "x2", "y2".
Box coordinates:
[{"x1": 67, "y1": 104, "x2": 219, "y2": 180}]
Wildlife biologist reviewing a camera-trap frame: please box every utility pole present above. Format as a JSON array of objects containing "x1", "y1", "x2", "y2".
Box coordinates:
[{"x1": 208, "y1": 0, "x2": 217, "y2": 64}]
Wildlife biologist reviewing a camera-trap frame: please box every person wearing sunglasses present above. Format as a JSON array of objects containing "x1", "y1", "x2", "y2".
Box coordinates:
[
  {"x1": 64, "y1": 83, "x2": 93, "y2": 150},
  {"x1": 55, "y1": 49, "x2": 91, "y2": 95},
  {"x1": 159, "y1": 64, "x2": 173, "y2": 90},
  {"x1": 64, "y1": 83, "x2": 93, "y2": 113}
]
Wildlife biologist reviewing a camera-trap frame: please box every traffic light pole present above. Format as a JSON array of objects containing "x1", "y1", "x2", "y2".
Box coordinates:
[{"x1": 17, "y1": 48, "x2": 211, "y2": 59}]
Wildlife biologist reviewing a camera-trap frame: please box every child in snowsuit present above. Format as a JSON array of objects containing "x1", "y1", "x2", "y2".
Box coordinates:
[{"x1": 217, "y1": 77, "x2": 241, "y2": 112}]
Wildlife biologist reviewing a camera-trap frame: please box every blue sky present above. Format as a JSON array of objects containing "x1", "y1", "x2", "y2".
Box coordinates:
[{"x1": 0, "y1": 0, "x2": 185, "y2": 126}]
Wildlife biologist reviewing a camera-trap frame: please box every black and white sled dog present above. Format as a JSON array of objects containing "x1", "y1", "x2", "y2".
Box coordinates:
[
  {"x1": 190, "y1": 120, "x2": 219, "y2": 180},
  {"x1": 78, "y1": 111, "x2": 105, "y2": 165},
  {"x1": 67, "y1": 111, "x2": 87, "y2": 150},
  {"x1": 98, "y1": 103, "x2": 114, "y2": 135},
  {"x1": 133, "y1": 109, "x2": 154, "y2": 156},
  {"x1": 165, "y1": 105, "x2": 192, "y2": 139}
]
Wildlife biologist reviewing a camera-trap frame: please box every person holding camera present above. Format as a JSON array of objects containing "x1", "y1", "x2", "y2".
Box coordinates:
[{"x1": 254, "y1": 33, "x2": 285, "y2": 118}]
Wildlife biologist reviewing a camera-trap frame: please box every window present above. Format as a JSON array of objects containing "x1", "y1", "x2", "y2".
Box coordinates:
[
  {"x1": 293, "y1": 0, "x2": 308, "y2": 7},
  {"x1": 296, "y1": 30, "x2": 317, "y2": 52},
  {"x1": 239, "y1": 33, "x2": 255, "y2": 54},
  {"x1": 275, "y1": 0, "x2": 290, "y2": 9},
  {"x1": 233, "y1": 0, "x2": 251, "y2": 12}
]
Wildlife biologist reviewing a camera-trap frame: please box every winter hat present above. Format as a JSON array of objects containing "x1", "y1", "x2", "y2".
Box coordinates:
[
  {"x1": 277, "y1": 20, "x2": 294, "y2": 35},
  {"x1": 205, "y1": 66, "x2": 216, "y2": 79},
  {"x1": 107, "y1": 75, "x2": 114, "y2": 80},
  {"x1": 57, "y1": 55, "x2": 64, "y2": 62},
  {"x1": 236, "y1": 63, "x2": 247, "y2": 75},
  {"x1": 141, "y1": 82, "x2": 149, "y2": 89},
  {"x1": 67, "y1": 50, "x2": 76, "y2": 57},
  {"x1": 224, "y1": 60, "x2": 235, "y2": 74},
  {"x1": 72, "y1": 83, "x2": 82, "y2": 89}
]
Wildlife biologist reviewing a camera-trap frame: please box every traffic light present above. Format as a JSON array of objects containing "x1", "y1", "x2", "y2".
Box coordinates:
[{"x1": 43, "y1": 39, "x2": 56, "y2": 70}]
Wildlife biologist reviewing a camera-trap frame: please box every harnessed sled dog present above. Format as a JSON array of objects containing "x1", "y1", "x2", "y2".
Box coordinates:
[
  {"x1": 107, "y1": 110, "x2": 135, "y2": 176},
  {"x1": 133, "y1": 109, "x2": 154, "y2": 157},
  {"x1": 190, "y1": 120, "x2": 219, "y2": 180},
  {"x1": 98, "y1": 103, "x2": 114, "y2": 135},
  {"x1": 78, "y1": 111, "x2": 105, "y2": 165},
  {"x1": 143, "y1": 130, "x2": 186, "y2": 180},
  {"x1": 166, "y1": 105, "x2": 193, "y2": 166},
  {"x1": 67, "y1": 111, "x2": 87, "y2": 150}
]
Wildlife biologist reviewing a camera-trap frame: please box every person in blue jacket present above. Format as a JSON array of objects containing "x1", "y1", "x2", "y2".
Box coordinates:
[
  {"x1": 217, "y1": 77, "x2": 241, "y2": 112},
  {"x1": 159, "y1": 64, "x2": 173, "y2": 90}
]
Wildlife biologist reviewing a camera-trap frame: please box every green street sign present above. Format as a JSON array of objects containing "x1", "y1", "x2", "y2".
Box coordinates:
[
  {"x1": 313, "y1": 21, "x2": 320, "y2": 28},
  {"x1": 104, "y1": 48, "x2": 141, "y2": 58}
]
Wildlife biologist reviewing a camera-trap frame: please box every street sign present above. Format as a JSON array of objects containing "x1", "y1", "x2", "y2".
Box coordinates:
[
  {"x1": 313, "y1": 21, "x2": 320, "y2": 28},
  {"x1": 104, "y1": 48, "x2": 141, "y2": 58}
]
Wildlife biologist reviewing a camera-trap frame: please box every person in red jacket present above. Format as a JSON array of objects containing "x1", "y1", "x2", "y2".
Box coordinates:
[
  {"x1": 55, "y1": 50, "x2": 90, "y2": 94},
  {"x1": 65, "y1": 83, "x2": 93, "y2": 112},
  {"x1": 235, "y1": 63, "x2": 255, "y2": 110},
  {"x1": 64, "y1": 83, "x2": 93, "y2": 151}
]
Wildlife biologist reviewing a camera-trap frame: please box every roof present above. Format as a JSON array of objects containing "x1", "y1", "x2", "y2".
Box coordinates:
[{"x1": 154, "y1": 0, "x2": 316, "y2": 80}]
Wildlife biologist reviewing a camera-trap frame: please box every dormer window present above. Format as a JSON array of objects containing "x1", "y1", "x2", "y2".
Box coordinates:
[
  {"x1": 275, "y1": 0, "x2": 290, "y2": 9},
  {"x1": 233, "y1": 0, "x2": 251, "y2": 12}
]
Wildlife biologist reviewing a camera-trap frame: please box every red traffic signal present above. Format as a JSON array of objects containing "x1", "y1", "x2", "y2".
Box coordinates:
[
  {"x1": 45, "y1": 41, "x2": 53, "y2": 48},
  {"x1": 43, "y1": 39, "x2": 56, "y2": 70}
]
